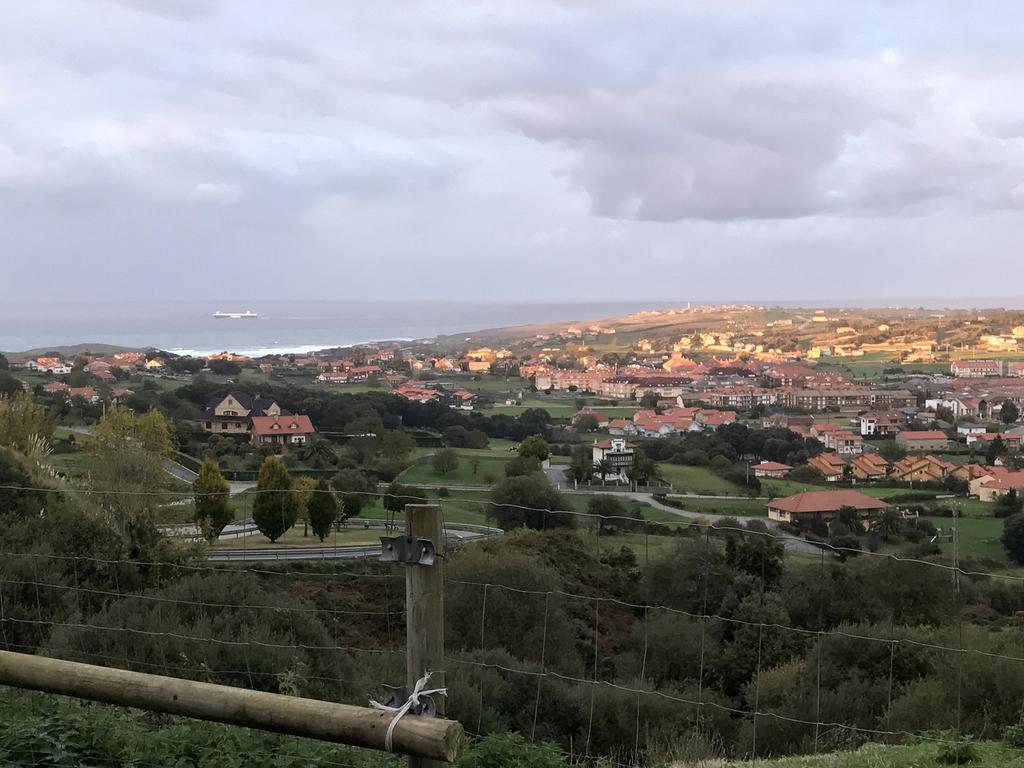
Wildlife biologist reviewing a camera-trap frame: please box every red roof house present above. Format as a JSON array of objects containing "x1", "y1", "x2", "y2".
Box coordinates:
[{"x1": 250, "y1": 414, "x2": 316, "y2": 449}]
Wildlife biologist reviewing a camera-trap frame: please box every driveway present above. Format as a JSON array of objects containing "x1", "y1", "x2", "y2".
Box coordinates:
[{"x1": 620, "y1": 492, "x2": 825, "y2": 556}]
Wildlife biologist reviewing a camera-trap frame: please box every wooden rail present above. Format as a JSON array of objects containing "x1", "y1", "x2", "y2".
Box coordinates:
[{"x1": 0, "y1": 650, "x2": 466, "y2": 763}]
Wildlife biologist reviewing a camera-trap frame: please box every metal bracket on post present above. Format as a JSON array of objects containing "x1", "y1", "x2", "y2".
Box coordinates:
[
  {"x1": 380, "y1": 535, "x2": 436, "y2": 565},
  {"x1": 377, "y1": 684, "x2": 438, "y2": 718}
]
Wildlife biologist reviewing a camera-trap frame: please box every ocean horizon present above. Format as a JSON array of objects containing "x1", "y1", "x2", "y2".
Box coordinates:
[
  {"x1": 4, "y1": 296, "x2": 1023, "y2": 356},
  {"x1": 0, "y1": 299, "x2": 674, "y2": 356}
]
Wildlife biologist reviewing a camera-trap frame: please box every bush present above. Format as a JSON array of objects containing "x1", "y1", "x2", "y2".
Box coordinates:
[
  {"x1": 936, "y1": 734, "x2": 977, "y2": 764},
  {"x1": 829, "y1": 534, "x2": 862, "y2": 561},
  {"x1": 1005, "y1": 720, "x2": 1024, "y2": 748},
  {"x1": 454, "y1": 733, "x2": 568, "y2": 767},
  {"x1": 709, "y1": 455, "x2": 732, "y2": 471}
]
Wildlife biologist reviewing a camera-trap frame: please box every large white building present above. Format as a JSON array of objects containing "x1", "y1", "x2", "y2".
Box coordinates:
[{"x1": 592, "y1": 438, "x2": 636, "y2": 483}]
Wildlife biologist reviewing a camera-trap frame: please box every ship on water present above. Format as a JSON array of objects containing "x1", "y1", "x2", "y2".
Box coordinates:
[{"x1": 212, "y1": 310, "x2": 258, "y2": 319}]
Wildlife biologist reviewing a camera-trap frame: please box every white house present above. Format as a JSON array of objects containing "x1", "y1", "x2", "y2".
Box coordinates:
[{"x1": 592, "y1": 438, "x2": 636, "y2": 484}]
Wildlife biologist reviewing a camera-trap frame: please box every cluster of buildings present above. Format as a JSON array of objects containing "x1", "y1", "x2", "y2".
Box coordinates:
[
  {"x1": 757, "y1": 443, "x2": 1024, "y2": 502},
  {"x1": 574, "y1": 405, "x2": 737, "y2": 439}
]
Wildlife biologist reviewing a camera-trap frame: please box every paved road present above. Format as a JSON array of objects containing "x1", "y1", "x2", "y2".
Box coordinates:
[
  {"x1": 545, "y1": 463, "x2": 568, "y2": 488},
  {"x1": 209, "y1": 545, "x2": 383, "y2": 561},
  {"x1": 162, "y1": 458, "x2": 254, "y2": 495},
  {"x1": 204, "y1": 519, "x2": 500, "y2": 560}
]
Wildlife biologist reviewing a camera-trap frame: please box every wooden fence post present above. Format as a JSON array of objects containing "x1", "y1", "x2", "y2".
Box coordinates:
[{"x1": 405, "y1": 503, "x2": 446, "y2": 768}]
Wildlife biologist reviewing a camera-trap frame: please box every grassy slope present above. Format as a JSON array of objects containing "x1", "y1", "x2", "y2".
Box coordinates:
[
  {"x1": 660, "y1": 464, "x2": 744, "y2": 494},
  {"x1": 725, "y1": 741, "x2": 1019, "y2": 767}
]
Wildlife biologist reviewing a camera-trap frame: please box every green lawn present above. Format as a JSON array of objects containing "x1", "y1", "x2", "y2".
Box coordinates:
[
  {"x1": 921, "y1": 513, "x2": 1007, "y2": 564},
  {"x1": 659, "y1": 464, "x2": 744, "y2": 495},
  {"x1": 661, "y1": 496, "x2": 768, "y2": 517},
  {"x1": 727, "y1": 740, "x2": 1020, "y2": 767},
  {"x1": 398, "y1": 450, "x2": 512, "y2": 485}
]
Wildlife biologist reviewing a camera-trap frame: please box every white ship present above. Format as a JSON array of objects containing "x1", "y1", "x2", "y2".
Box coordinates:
[{"x1": 212, "y1": 310, "x2": 258, "y2": 319}]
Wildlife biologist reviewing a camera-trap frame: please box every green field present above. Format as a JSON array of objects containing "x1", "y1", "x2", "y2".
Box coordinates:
[
  {"x1": 398, "y1": 448, "x2": 514, "y2": 485},
  {"x1": 727, "y1": 740, "x2": 1020, "y2": 767},
  {"x1": 659, "y1": 464, "x2": 744, "y2": 495},
  {"x1": 663, "y1": 496, "x2": 767, "y2": 517},
  {"x1": 922, "y1": 513, "x2": 1007, "y2": 563}
]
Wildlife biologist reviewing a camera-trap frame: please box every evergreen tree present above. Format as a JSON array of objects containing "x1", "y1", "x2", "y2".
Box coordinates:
[
  {"x1": 307, "y1": 480, "x2": 340, "y2": 542},
  {"x1": 252, "y1": 456, "x2": 298, "y2": 543},
  {"x1": 193, "y1": 458, "x2": 232, "y2": 541},
  {"x1": 987, "y1": 435, "x2": 1006, "y2": 466},
  {"x1": 1002, "y1": 401, "x2": 1020, "y2": 424},
  {"x1": 1002, "y1": 513, "x2": 1024, "y2": 564}
]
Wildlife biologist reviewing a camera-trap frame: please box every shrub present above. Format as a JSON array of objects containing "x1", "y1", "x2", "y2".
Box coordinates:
[
  {"x1": 936, "y1": 734, "x2": 977, "y2": 764},
  {"x1": 1005, "y1": 720, "x2": 1024, "y2": 748},
  {"x1": 709, "y1": 455, "x2": 732, "y2": 471}
]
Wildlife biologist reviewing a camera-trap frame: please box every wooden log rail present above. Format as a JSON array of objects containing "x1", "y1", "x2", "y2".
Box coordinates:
[{"x1": 0, "y1": 650, "x2": 466, "y2": 763}]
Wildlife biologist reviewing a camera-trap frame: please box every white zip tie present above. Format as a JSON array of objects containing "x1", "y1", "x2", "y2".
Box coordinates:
[{"x1": 368, "y1": 671, "x2": 447, "y2": 752}]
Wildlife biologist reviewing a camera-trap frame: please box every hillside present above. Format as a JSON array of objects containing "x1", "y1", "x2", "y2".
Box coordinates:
[{"x1": 719, "y1": 740, "x2": 1018, "y2": 767}]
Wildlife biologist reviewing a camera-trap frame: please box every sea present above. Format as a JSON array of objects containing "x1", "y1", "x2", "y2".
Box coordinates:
[
  {"x1": 0, "y1": 300, "x2": 674, "y2": 356},
  {"x1": 3, "y1": 296, "x2": 1022, "y2": 357}
]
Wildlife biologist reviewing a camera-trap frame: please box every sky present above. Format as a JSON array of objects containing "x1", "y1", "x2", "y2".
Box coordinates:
[{"x1": 2, "y1": 1, "x2": 1024, "y2": 304}]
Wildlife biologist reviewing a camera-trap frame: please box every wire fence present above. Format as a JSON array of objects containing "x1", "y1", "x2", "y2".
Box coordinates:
[{"x1": 0, "y1": 478, "x2": 1015, "y2": 765}]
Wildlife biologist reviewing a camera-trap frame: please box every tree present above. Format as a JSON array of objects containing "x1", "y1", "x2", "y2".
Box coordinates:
[
  {"x1": 878, "y1": 440, "x2": 907, "y2": 463},
  {"x1": 587, "y1": 494, "x2": 641, "y2": 534},
  {"x1": 987, "y1": 435, "x2": 1006, "y2": 466},
  {"x1": 0, "y1": 372, "x2": 21, "y2": 396},
  {"x1": 297, "y1": 439, "x2": 337, "y2": 468},
  {"x1": 292, "y1": 475, "x2": 318, "y2": 536},
  {"x1": 193, "y1": 458, "x2": 232, "y2": 541},
  {"x1": 307, "y1": 480, "x2": 340, "y2": 541},
  {"x1": 0, "y1": 352, "x2": 8, "y2": 370},
  {"x1": 574, "y1": 414, "x2": 600, "y2": 433},
  {"x1": 568, "y1": 444, "x2": 594, "y2": 483},
  {"x1": 788, "y1": 465, "x2": 825, "y2": 485},
  {"x1": 0, "y1": 392, "x2": 55, "y2": 453},
  {"x1": 996, "y1": 489, "x2": 1024, "y2": 519},
  {"x1": 835, "y1": 506, "x2": 863, "y2": 533},
  {"x1": 89, "y1": 406, "x2": 174, "y2": 535},
  {"x1": 489, "y1": 475, "x2": 573, "y2": 529},
  {"x1": 593, "y1": 458, "x2": 613, "y2": 483},
  {"x1": 431, "y1": 448, "x2": 459, "y2": 476},
  {"x1": 208, "y1": 359, "x2": 241, "y2": 376},
  {"x1": 252, "y1": 456, "x2": 299, "y2": 543},
  {"x1": 383, "y1": 482, "x2": 427, "y2": 514},
  {"x1": 505, "y1": 455, "x2": 541, "y2": 477},
  {"x1": 380, "y1": 430, "x2": 416, "y2": 460},
  {"x1": 639, "y1": 392, "x2": 660, "y2": 408},
  {"x1": 871, "y1": 507, "x2": 902, "y2": 540},
  {"x1": 1002, "y1": 513, "x2": 1024, "y2": 564},
  {"x1": 1002, "y1": 401, "x2": 1020, "y2": 425},
  {"x1": 518, "y1": 434, "x2": 550, "y2": 462},
  {"x1": 723, "y1": 527, "x2": 785, "y2": 588},
  {"x1": 627, "y1": 448, "x2": 660, "y2": 486},
  {"x1": 331, "y1": 468, "x2": 371, "y2": 518}
]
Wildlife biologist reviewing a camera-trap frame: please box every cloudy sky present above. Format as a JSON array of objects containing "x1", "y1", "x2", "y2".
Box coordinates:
[{"x1": 3, "y1": 1, "x2": 1024, "y2": 303}]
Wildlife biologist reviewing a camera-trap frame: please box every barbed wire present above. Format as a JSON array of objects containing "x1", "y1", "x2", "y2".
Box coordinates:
[
  {"x1": 0, "y1": 480, "x2": 1011, "y2": 589},
  {"x1": 0, "y1": 477, "x2": 1005, "y2": 764}
]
